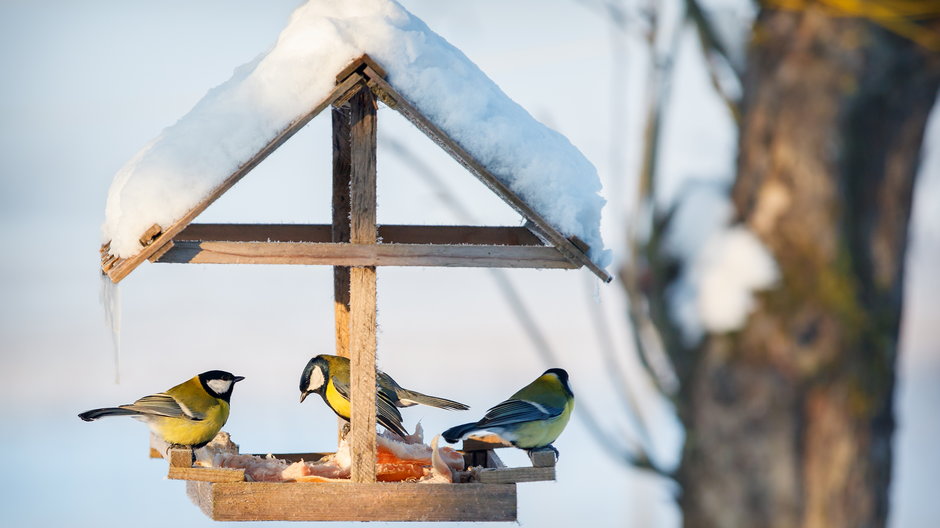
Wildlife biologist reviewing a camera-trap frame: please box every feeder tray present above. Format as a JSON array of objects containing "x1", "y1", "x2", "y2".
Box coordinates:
[
  {"x1": 149, "y1": 432, "x2": 555, "y2": 522},
  {"x1": 104, "y1": 52, "x2": 602, "y2": 523}
]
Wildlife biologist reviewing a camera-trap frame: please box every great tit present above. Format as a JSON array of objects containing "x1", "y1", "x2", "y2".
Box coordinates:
[
  {"x1": 78, "y1": 370, "x2": 244, "y2": 449},
  {"x1": 442, "y1": 368, "x2": 574, "y2": 455},
  {"x1": 299, "y1": 354, "x2": 469, "y2": 438}
]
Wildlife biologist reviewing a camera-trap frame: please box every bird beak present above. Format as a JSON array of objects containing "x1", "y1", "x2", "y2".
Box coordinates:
[
  {"x1": 300, "y1": 391, "x2": 309, "y2": 403},
  {"x1": 234, "y1": 376, "x2": 245, "y2": 383}
]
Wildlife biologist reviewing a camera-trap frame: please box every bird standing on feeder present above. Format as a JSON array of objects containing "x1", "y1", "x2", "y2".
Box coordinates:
[
  {"x1": 78, "y1": 370, "x2": 244, "y2": 449},
  {"x1": 441, "y1": 368, "x2": 574, "y2": 457},
  {"x1": 299, "y1": 354, "x2": 469, "y2": 438}
]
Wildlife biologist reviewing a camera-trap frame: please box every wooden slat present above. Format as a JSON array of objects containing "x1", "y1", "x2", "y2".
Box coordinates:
[
  {"x1": 186, "y1": 481, "x2": 517, "y2": 522},
  {"x1": 169, "y1": 466, "x2": 246, "y2": 483},
  {"x1": 348, "y1": 85, "x2": 378, "y2": 484},
  {"x1": 362, "y1": 66, "x2": 612, "y2": 283},
  {"x1": 475, "y1": 466, "x2": 555, "y2": 484},
  {"x1": 102, "y1": 72, "x2": 366, "y2": 283},
  {"x1": 173, "y1": 223, "x2": 544, "y2": 246},
  {"x1": 154, "y1": 241, "x2": 577, "y2": 269}
]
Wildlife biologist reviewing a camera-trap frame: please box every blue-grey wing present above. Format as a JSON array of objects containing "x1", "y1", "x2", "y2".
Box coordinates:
[
  {"x1": 477, "y1": 399, "x2": 562, "y2": 428},
  {"x1": 120, "y1": 393, "x2": 205, "y2": 421}
]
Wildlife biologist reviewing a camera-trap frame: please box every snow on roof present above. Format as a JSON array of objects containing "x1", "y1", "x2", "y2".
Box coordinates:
[{"x1": 102, "y1": 0, "x2": 609, "y2": 268}]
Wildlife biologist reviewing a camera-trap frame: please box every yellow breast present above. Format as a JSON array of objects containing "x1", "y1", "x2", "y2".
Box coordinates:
[
  {"x1": 325, "y1": 380, "x2": 351, "y2": 419},
  {"x1": 149, "y1": 400, "x2": 229, "y2": 447}
]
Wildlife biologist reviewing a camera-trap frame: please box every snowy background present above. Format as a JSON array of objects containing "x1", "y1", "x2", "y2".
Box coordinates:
[{"x1": 1, "y1": 1, "x2": 937, "y2": 527}]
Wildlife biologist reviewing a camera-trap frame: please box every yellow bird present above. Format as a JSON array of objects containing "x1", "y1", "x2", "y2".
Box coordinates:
[
  {"x1": 78, "y1": 370, "x2": 244, "y2": 448},
  {"x1": 299, "y1": 354, "x2": 468, "y2": 438},
  {"x1": 442, "y1": 368, "x2": 574, "y2": 456}
]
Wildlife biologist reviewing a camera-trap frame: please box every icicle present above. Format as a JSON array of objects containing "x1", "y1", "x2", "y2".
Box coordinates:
[{"x1": 99, "y1": 273, "x2": 122, "y2": 383}]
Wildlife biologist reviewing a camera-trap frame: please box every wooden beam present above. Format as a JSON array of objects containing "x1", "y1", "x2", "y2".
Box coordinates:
[
  {"x1": 154, "y1": 241, "x2": 578, "y2": 269},
  {"x1": 186, "y1": 481, "x2": 517, "y2": 522},
  {"x1": 173, "y1": 223, "x2": 545, "y2": 246},
  {"x1": 347, "y1": 85, "x2": 378, "y2": 484},
  {"x1": 362, "y1": 66, "x2": 612, "y2": 283},
  {"x1": 102, "y1": 72, "x2": 367, "y2": 283}
]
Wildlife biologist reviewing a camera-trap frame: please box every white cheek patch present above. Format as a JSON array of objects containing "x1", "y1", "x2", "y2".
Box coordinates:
[
  {"x1": 308, "y1": 367, "x2": 325, "y2": 391},
  {"x1": 207, "y1": 379, "x2": 233, "y2": 395}
]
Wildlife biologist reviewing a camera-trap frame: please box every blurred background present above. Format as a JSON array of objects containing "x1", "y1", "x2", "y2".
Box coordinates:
[{"x1": 0, "y1": 1, "x2": 936, "y2": 527}]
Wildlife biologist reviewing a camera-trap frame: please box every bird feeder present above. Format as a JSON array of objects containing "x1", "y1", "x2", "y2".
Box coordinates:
[{"x1": 100, "y1": 54, "x2": 609, "y2": 522}]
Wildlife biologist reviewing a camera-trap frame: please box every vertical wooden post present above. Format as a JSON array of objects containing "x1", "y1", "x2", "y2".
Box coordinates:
[
  {"x1": 331, "y1": 104, "x2": 352, "y2": 359},
  {"x1": 347, "y1": 84, "x2": 378, "y2": 483}
]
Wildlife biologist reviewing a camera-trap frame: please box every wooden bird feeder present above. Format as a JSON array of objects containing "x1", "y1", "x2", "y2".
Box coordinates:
[{"x1": 102, "y1": 55, "x2": 609, "y2": 522}]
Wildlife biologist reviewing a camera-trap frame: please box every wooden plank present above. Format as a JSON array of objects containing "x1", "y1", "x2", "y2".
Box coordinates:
[
  {"x1": 154, "y1": 241, "x2": 577, "y2": 268},
  {"x1": 362, "y1": 67, "x2": 612, "y2": 283},
  {"x1": 102, "y1": 72, "x2": 366, "y2": 283},
  {"x1": 169, "y1": 466, "x2": 245, "y2": 483},
  {"x1": 348, "y1": 85, "x2": 378, "y2": 484},
  {"x1": 187, "y1": 481, "x2": 517, "y2": 522},
  {"x1": 475, "y1": 466, "x2": 555, "y2": 484},
  {"x1": 173, "y1": 223, "x2": 544, "y2": 246}
]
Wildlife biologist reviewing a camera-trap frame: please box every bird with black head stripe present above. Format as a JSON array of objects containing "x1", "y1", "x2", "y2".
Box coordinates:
[
  {"x1": 79, "y1": 370, "x2": 244, "y2": 449},
  {"x1": 299, "y1": 354, "x2": 468, "y2": 438},
  {"x1": 442, "y1": 368, "x2": 574, "y2": 457}
]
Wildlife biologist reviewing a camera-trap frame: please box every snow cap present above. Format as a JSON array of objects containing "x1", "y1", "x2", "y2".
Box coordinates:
[{"x1": 103, "y1": 0, "x2": 609, "y2": 268}]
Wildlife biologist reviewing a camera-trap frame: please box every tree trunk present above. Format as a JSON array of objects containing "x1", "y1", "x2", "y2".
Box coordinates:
[{"x1": 675, "y1": 8, "x2": 940, "y2": 528}]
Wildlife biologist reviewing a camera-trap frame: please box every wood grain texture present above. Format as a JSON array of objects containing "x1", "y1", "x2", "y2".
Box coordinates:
[
  {"x1": 332, "y1": 103, "x2": 352, "y2": 360},
  {"x1": 168, "y1": 448, "x2": 194, "y2": 468},
  {"x1": 528, "y1": 449, "x2": 557, "y2": 468},
  {"x1": 347, "y1": 85, "x2": 379, "y2": 484},
  {"x1": 362, "y1": 66, "x2": 611, "y2": 282},
  {"x1": 102, "y1": 73, "x2": 365, "y2": 282},
  {"x1": 187, "y1": 481, "x2": 516, "y2": 522},
  {"x1": 169, "y1": 466, "x2": 245, "y2": 483},
  {"x1": 173, "y1": 223, "x2": 545, "y2": 246},
  {"x1": 475, "y1": 467, "x2": 555, "y2": 484},
  {"x1": 154, "y1": 241, "x2": 575, "y2": 268}
]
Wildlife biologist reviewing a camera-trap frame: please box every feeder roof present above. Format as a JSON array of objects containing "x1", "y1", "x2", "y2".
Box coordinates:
[{"x1": 101, "y1": 0, "x2": 610, "y2": 276}]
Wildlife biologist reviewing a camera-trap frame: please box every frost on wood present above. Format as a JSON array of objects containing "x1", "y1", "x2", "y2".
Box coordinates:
[
  {"x1": 101, "y1": 0, "x2": 608, "y2": 267},
  {"x1": 665, "y1": 183, "x2": 778, "y2": 344}
]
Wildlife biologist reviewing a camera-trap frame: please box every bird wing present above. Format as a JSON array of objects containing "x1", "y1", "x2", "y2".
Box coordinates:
[
  {"x1": 332, "y1": 376, "x2": 407, "y2": 435},
  {"x1": 120, "y1": 393, "x2": 205, "y2": 421},
  {"x1": 476, "y1": 399, "x2": 562, "y2": 428}
]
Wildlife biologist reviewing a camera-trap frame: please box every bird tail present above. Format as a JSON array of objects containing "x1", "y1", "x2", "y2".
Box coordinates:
[
  {"x1": 396, "y1": 389, "x2": 469, "y2": 411},
  {"x1": 441, "y1": 422, "x2": 479, "y2": 444},
  {"x1": 78, "y1": 407, "x2": 141, "y2": 422}
]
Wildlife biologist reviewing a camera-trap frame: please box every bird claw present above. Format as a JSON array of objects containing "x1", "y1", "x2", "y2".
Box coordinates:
[{"x1": 528, "y1": 444, "x2": 559, "y2": 460}]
